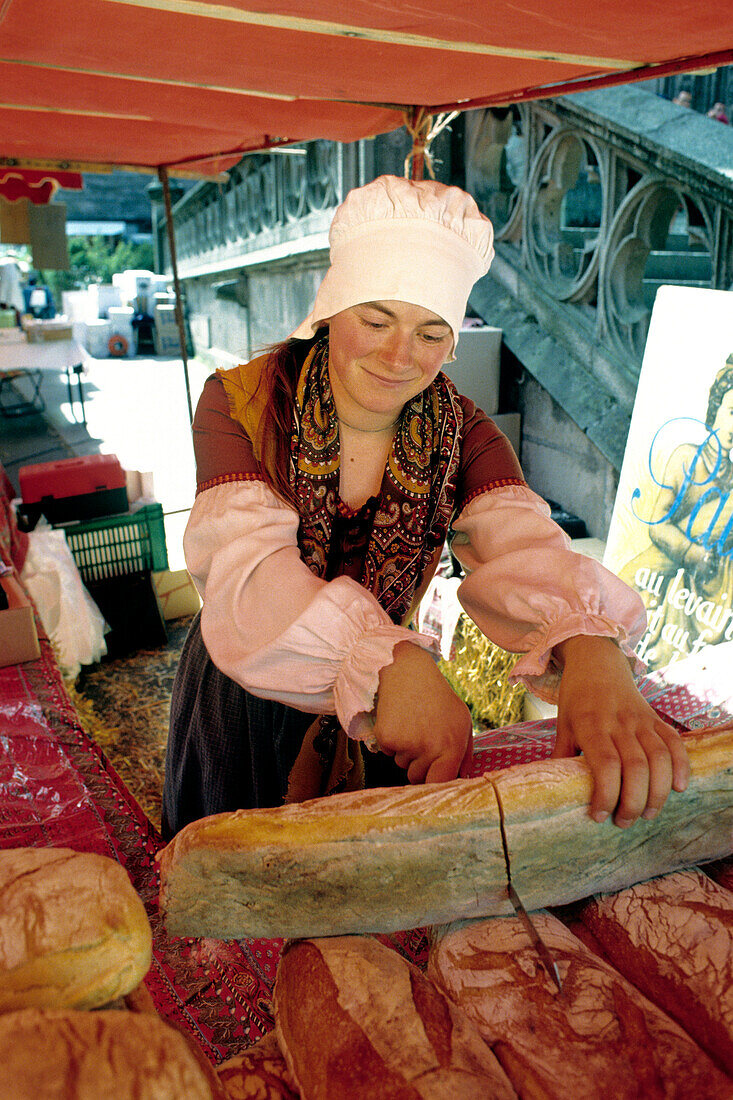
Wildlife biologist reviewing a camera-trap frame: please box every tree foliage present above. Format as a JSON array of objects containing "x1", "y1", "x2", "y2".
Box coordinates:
[{"x1": 43, "y1": 236, "x2": 154, "y2": 303}]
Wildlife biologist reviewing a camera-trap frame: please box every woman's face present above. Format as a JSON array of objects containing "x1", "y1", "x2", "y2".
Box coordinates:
[
  {"x1": 327, "y1": 300, "x2": 453, "y2": 427},
  {"x1": 712, "y1": 389, "x2": 733, "y2": 455}
]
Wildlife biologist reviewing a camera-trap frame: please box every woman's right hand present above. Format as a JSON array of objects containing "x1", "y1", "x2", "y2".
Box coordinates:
[{"x1": 373, "y1": 640, "x2": 473, "y2": 784}]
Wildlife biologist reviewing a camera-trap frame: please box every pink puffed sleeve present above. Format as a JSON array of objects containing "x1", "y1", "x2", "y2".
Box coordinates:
[
  {"x1": 452, "y1": 485, "x2": 647, "y2": 702},
  {"x1": 185, "y1": 480, "x2": 438, "y2": 741}
]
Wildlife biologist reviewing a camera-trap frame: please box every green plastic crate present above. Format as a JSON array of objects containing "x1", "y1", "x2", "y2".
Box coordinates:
[{"x1": 58, "y1": 503, "x2": 169, "y2": 584}]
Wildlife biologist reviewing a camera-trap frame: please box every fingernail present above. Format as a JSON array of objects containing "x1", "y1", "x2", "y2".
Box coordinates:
[
  {"x1": 642, "y1": 807, "x2": 659, "y2": 820},
  {"x1": 615, "y1": 817, "x2": 633, "y2": 829},
  {"x1": 591, "y1": 810, "x2": 609, "y2": 823}
]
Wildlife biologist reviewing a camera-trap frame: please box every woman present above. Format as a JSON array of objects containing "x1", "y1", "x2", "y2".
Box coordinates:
[
  {"x1": 162, "y1": 175, "x2": 689, "y2": 839},
  {"x1": 621, "y1": 359, "x2": 733, "y2": 669}
]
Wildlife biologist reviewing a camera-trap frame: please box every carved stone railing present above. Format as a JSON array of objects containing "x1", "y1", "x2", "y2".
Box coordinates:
[
  {"x1": 163, "y1": 140, "x2": 353, "y2": 277},
  {"x1": 465, "y1": 85, "x2": 733, "y2": 440}
]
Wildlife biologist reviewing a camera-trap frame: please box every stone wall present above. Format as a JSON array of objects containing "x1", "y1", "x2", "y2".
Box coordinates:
[{"x1": 515, "y1": 373, "x2": 621, "y2": 536}]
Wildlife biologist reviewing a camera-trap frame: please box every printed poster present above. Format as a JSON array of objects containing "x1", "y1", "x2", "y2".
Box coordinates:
[{"x1": 604, "y1": 285, "x2": 733, "y2": 673}]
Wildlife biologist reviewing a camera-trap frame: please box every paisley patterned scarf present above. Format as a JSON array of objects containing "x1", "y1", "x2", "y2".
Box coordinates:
[{"x1": 291, "y1": 336, "x2": 463, "y2": 625}]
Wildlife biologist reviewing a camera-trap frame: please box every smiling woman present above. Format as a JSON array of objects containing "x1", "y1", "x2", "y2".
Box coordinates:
[
  {"x1": 161, "y1": 174, "x2": 689, "y2": 843},
  {"x1": 328, "y1": 301, "x2": 453, "y2": 431}
]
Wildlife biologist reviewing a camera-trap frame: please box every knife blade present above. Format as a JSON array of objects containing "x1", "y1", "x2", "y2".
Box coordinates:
[{"x1": 507, "y1": 881, "x2": 563, "y2": 995}]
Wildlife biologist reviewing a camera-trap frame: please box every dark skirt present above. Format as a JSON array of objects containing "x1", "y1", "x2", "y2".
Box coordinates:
[{"x1": 161, "y1": 612, "x2": 406, "y2": 838}]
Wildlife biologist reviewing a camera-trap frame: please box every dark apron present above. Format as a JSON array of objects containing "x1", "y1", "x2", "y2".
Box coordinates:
[{"x1": 161, "y1": 612, "x2": 406, "y2": 839}]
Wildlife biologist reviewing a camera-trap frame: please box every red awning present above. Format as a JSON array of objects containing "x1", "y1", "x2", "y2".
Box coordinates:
[{"x1": 1, "y1": 1, "x2": 731, "y2": 177}]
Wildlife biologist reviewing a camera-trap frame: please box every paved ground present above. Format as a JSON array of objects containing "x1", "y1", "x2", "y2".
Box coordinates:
[{"x1": 1, "y1": 352, "x2": 212, "y2": 570}]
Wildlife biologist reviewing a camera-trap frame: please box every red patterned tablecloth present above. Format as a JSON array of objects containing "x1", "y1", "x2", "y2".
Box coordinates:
[
  {"x1": 0, "y1": 639, "x2": 434, "y2": 1062},
  {"x1": 1, "y1": 636, "x2": 730, "y2": 1064}
]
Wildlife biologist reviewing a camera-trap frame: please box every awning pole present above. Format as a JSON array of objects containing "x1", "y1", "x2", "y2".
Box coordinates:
[
  {"x1": 403, "y1": 108, "x2": 458, "y2": 182},
  {"x1": 158, "y1": 165, "x2": 194, "y2": 425}
]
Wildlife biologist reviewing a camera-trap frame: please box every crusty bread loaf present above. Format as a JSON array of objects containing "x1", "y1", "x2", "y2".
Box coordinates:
[
  {"x1": 575, "y1": 867, "x2": 733, "y2": 1076},
  {"x1": 158, "y1": 728, "x2": 733, "y2": 940},
  {"x1": 273, "y1": 935, "x2": 517, "y2": 1099},
  {"x1": 492, "y1": 727, "x2": 733, "y2": 911},
  {"x1": 0, "y1": 847, "x2": 152, "y2": 1012},
  {"x1": 428, "y1": 913, "x2": 733, "y2": 1099},
  {"x1": 0, "y1": 1007, "x2": 218, "y2": 1099},
  {"x1": 158, "y1": 779, "x2": 509, "y2": 938},
  {"x1": 217, "y1": 1033, "x2": 298, "y2": 1099}
]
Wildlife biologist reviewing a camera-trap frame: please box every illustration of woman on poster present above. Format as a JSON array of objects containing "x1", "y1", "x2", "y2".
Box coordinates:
[{"x1": 619, "y1": 356, "x2": 733, "y2": 670}]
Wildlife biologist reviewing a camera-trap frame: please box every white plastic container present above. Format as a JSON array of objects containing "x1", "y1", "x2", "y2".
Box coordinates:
[
  {"x1": 113, "y1": 271, "x2": 170, "y2": 315},
  {"x1": 88, "y1": 283, "x2": 123, "y2": 320},
  {"x1": 62, "y1": 290, "x2": 98, "y2": 324},
  {"x1": 84, "y1": 319, "x2": 113, "y2": 358},
  {"x1": 445, "y1": 326, "x2": 502, "y2": 415}
]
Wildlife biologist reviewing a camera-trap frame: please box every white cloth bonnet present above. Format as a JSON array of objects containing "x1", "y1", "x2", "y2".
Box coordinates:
[{"x1": 291, "y1": 174, "x2": 495, "y2": 358}]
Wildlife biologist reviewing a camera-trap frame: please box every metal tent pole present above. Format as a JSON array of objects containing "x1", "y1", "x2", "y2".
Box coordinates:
[{"x1": 158, "y1": 165, "x2": 194, "y2": 424}]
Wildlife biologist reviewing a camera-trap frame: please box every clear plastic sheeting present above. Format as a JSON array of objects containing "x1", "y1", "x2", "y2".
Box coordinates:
[
  {"x1": 0, "y1": 666, "x2": 106, "y2": 849},
  {"x1": 20, "y1": 526, "x2": 107, "y2": 679}
]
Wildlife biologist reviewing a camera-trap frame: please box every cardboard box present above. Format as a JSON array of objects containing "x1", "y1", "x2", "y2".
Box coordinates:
[
  {"x1": 152, "y1": 568, "x2": 201, "y2": 620},
  {"x1": 23, "y1": 319, "x2": 74, "y2": 343},
  {"x1": 0, "y1": 328, "x2": 27, "y2": 344},
  {"x1": 0, "y1": 570, "x2": 41, "y2": 667}
]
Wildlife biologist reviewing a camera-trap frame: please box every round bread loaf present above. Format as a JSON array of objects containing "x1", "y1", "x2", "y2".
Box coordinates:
[
  {"x1": 0, "y1": 1008, "x2": 216, "y2": 1098},
  {"x1": 217, "y1": 1032, "x2": 298, "y2": 1098},
  {"x1": 0, "y1": 847, "x2": 152, "y2": 1012}
]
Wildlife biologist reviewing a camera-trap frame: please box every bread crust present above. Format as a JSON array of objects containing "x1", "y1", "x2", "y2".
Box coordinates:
[
  {"x1": 0, "y1": 847, "x2": 152, "y2": 1012},
  {"x1": 217, "y1": 1033, "x2": 298, "y2": 1099},
  {"x1": 273, "y1": 935, "x2": 517, "y2": 1099},
  {"x1": 428, "y1": 913, "x2": 733, "y2": 1099},
  {"x1": 576, "y1": 868, "x2": 733, "y2": 1075},
  {"x1": 494, "y1": 728, "x2": 733, "y2": 910},
  {"x1": 158, "y1": 730, "x2": 733, "y2": 941},
  {"x1": 0, "y1": 1007, "x2": 215, "y2": 1098},
  {"x1": 159, "y1": 778, "x2": 509, "y2": 938}
]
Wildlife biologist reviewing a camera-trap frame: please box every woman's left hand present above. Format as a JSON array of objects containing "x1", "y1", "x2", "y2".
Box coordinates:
[{"x1": 551, "y1": 635, "x2": 690, "y2": 827}]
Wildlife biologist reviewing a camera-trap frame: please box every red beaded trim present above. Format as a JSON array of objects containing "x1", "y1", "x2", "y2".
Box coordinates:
[
  {"x1": 461, "y1": 477, "x2": 527, "y2": 509},
  {"x1": 196, "y1": 471, "x2": 264, "y2": 496},
  {"x1": 335, "y1": 498, "x2": 362, "y2": 519}
]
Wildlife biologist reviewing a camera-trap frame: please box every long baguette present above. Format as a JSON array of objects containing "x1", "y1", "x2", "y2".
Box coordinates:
[
  {"x1": 159, "y1": 779, "x2": 509, "y2": 938},
  {"x1": 494, "y1": 728, "x2": 733, "y2": 911},
  {"x1": 273, "y1": 935, "x2": 518, "y2": 1099},
  {"x1": 158, "y1": 728, "x2": 733, "y2": 940},
  {"x1": 427, "y1": 913, "x2": 733, "y2": 1099}
]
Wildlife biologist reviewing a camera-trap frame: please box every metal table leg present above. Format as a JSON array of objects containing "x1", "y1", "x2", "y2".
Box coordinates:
[
  {"x1": 0, "y1": 368, "x2": 45, "y2": 417},
  {"x1": 66, "y1": 362, "x2": 87, "y2": 426}
]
